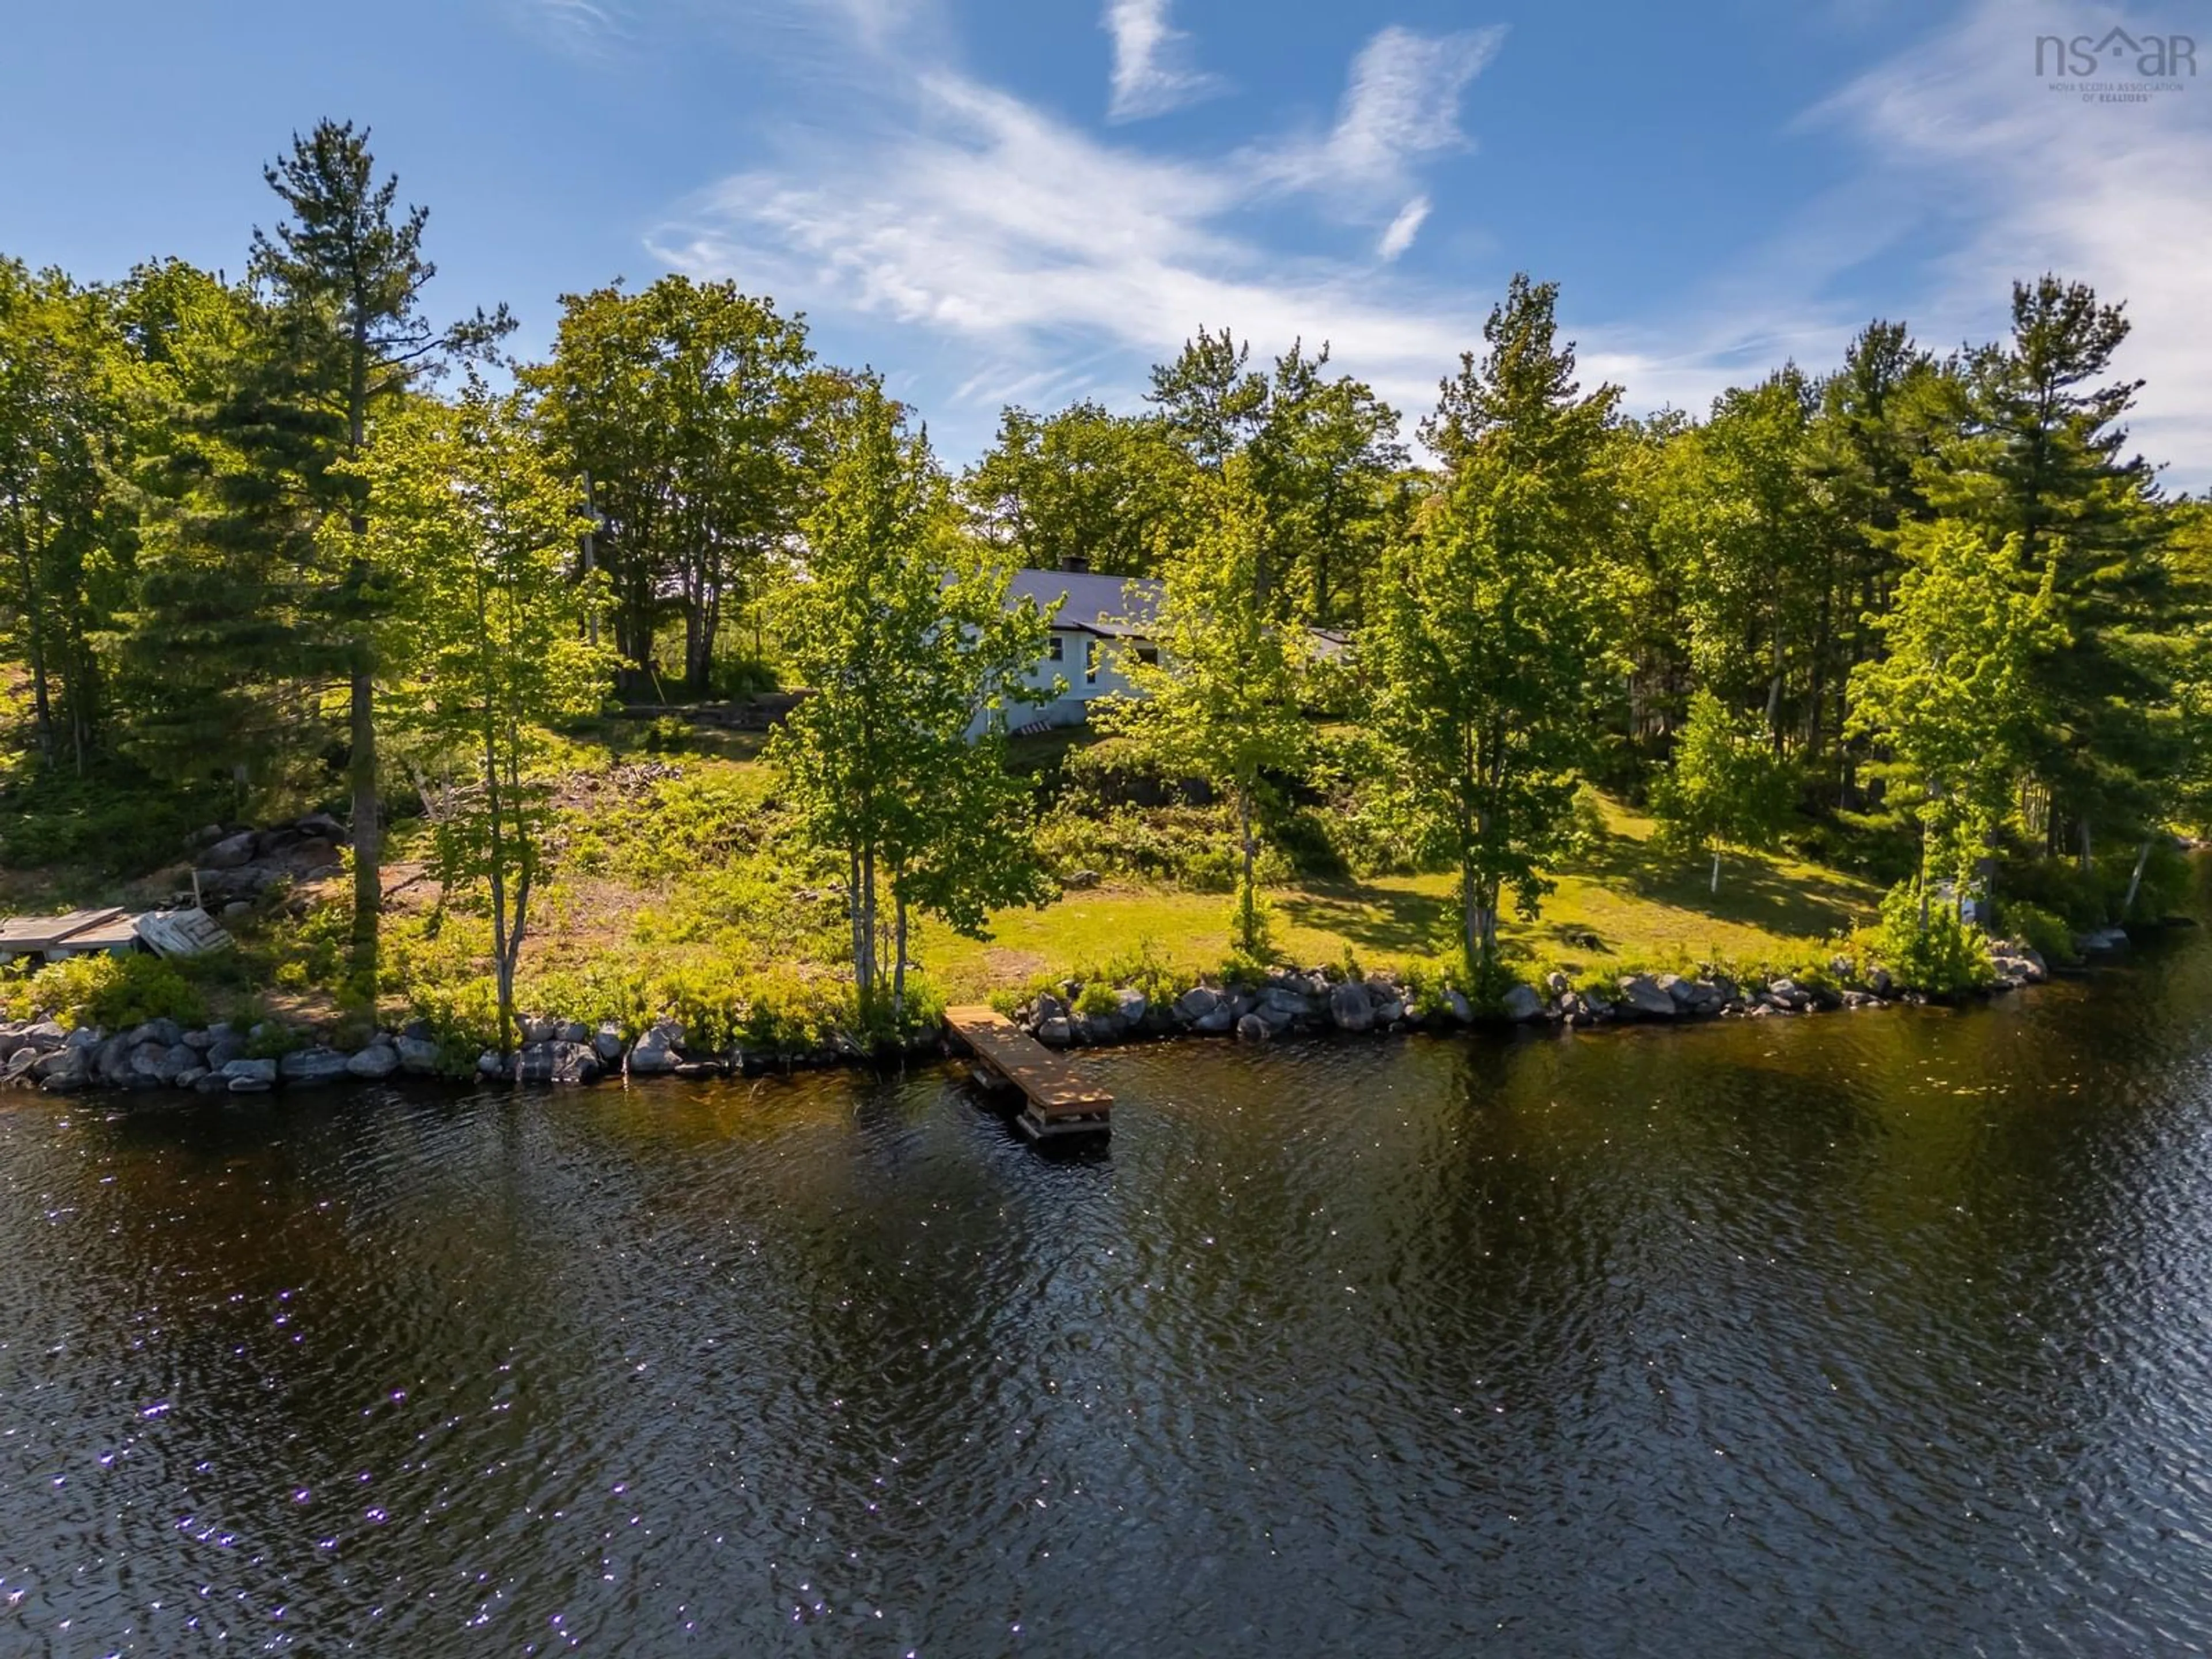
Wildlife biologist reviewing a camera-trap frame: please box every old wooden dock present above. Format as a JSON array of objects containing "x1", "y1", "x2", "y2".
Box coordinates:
[{"x1": 942, "y1": 1005, "x2": 1112, "y2": 1141}]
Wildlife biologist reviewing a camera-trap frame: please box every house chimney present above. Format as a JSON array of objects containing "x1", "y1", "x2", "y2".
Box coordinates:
[{"x1": 1058, "y1": 554, "x2": 1090, "y2": 573}]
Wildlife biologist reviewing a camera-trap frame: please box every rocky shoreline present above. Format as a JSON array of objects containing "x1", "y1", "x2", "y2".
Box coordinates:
[{"x1": 0, "y1": 929, "x2": 2127, "y2": 1103}]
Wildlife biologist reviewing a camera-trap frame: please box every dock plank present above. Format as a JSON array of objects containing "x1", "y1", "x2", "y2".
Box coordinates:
[{"x1": 944, "y1": 1006, "x2": 1112, "y2": 1136}]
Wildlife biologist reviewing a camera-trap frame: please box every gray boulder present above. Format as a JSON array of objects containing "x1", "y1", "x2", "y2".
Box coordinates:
[
  {"x1": 34, "y1": 1048, "x2": 89, "y2": 1089},
  {"x1": 21, "y1": 1021, "x2": 69, "y2": 1053},
  {"x1": 278, "y1": 1047, "x2": 352, "y2": 1086},
  {"x1": 1259, "y1": 986, "x2": 1314, "y2": 1024},
  {"x1": 1616, "y1": 975, "x2": 1678, "y2": 1018},
  {"x1": 202, "y1": 830, "x2": 258, "y2": 870},
  {"x1": 173, "y1": 1066, "x2": 207, "y2": 1090},
  {"x1": 395, "y1": 1036, "x2": 443, "y2": 1076},
  {"x1": 1373, "y1": 995, "x2": 1406, "y2": 1024},
  {"x1": 3, "y1": 1046, "x2": 43, "y2": 1084},
  {"x1": 346, "y1": 1043, "x2": 402, "y2": 1080},
  {"x1": 94, "y1": 1034, "x2": 136, "y2": 1087},
  {"x1": 518, "y1": 1014, "x2": 561, "y2": 1046},
  {"x1": 1035, "y1": 1016, "x2": 1073, "y2": 1048},
  {"x1": 1660, "y1": 974, "x2": 1698, "y2": 1009},
  {"x1": 478, "y1": 1050, "x2": 505, "y2": 1078},
  {"x1": 1193, "y1": 1005, "x2": 1237, "y2": 1034},
  {"x1": 1442, "y1": 989, "x2": 1474, "y2": 1024},
  {"x1": 626, "y1": 1021, "x2": 684, "y2": 1075},
  {"x1": 220, "y1": 1056, "x2": 278, "y2": 1085},
  {"x1": 556, "y1": 1021, "x2": 592, "y2": 1046},
  {"x1": 1175, "y1": 985, "x2": 1221, "y2": 1022},
  {"x1": 1868, "y1": 967, "x2": 1893, "y2": 997},
  {"x1": 1115, "y1": 988, "x2": 1149, "y2": 1027},
  {"x1": 549, "y1": 1041, "x2": 600, "y2": 1085},
  {"x1": 1501, "y1": 983, "x2": 1546, "y2": 1022},
  {"x1": 204, "y1": 1035, "x2": 247, "y2": 1071},
  {"x1": 129, "y1": 1042, "x2": 196, "y2": 1085},
  {"x1": 593, "y1": 1024, "x2": 627, "y2": 1063},
  {"x1": 1235, "y1": 1012, "x2": 1270, "y2": 1043},
  {"x1": 1329, "y1": 980, "x2": 1374, "y2": 1033}
]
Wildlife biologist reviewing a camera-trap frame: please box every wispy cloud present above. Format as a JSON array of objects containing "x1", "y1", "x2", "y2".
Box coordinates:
[
  {"x1": 1103, "y1": 0, "x2": 1222, "y2": 122},
  {"x1": 1376, "y1": 195, "x2": 1429, "y2": 262},
  {"x1": 651, "y1": 63, "x2": 1494, "y2": 430},
  {"x1": 1255, "y1": 25, "x2": 1508, "y2": 198},
  {"x1": 1808, "y1": 0, "x2": 2212, "y2": 483},
  {"x1": 510, "y1": 0, "x2": 629, "y2": 59}
]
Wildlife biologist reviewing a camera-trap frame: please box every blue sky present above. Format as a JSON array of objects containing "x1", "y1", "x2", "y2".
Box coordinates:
[{"x1": 5, "y1": 0, "x2": 2209, "y2": 483}]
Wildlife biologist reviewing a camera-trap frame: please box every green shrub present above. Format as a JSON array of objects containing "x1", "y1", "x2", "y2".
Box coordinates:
[
  {"x1": 1863, "y1": 882, "x2": 1995, "y2": 994},
  {"x1": 404, "y1": 975, "x2": 503, "y2": 1054},
  {"x1": 1073, "y1": 979, "x2": 1122, "y2": 1018},
  {"x1": 1096, "y1": 938, "x2": 1183, "y2": 1007},
  {"x1": 0, "y1": 952, "x2": 210, "y2": 1029},
  {"x1": 1998, "y1": 900, "x2": 2078, "y2": 967},
  {"x1": 1399, "y1": 960, "x2": 1467, "y2": 1018}
]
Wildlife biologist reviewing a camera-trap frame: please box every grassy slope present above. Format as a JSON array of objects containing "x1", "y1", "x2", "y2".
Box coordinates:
[
  {"x1": 919, "y1": 796, "x2": 1883, "y2": 1001},
  {"x1": 0, "y1": 712, "x2": 1887, "y2": 1025}
]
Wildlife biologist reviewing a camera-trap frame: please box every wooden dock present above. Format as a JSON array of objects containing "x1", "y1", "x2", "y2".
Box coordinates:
[{"x1": 943, "y1": 1006, "x2": 1112, "y2": 1141}]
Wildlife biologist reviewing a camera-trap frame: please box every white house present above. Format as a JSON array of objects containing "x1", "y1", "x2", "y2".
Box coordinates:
[{"x1": 1003, "y1": 560, "x2": 1164, "y2": 730}]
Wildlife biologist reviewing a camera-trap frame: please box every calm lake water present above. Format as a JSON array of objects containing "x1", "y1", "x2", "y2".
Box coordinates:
[{"x1": 10, "y1": 924, "x2": 2212, "y2": 1655}]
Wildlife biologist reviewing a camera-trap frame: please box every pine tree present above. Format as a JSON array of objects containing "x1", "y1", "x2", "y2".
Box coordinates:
[
  {"x1": 236, "y1": 120, "x2": 511, "y2": 974},
  {"x1": 1920, "y1": 275, "x2": 2169, "y2": 866},
  {"x1": 1365, "y1": 275, "x2": 1622, "y2": 979}
]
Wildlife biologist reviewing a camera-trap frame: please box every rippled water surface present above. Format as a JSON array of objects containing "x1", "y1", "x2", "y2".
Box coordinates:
[{"x1": 11, "y1": 928, "x2": 2212, "y2": 1655}]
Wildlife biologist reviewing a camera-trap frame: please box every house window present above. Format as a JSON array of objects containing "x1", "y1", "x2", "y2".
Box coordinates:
[
  {"x1": 1137, "y1": 646, "x2": 1159, "y2": 665},
  {"x1": 1047, "y1": 636, "x2": 1064, "y2": 662},
  {"x1": 1085, "y1": 639, "x2": 1099, "y2": 685}
]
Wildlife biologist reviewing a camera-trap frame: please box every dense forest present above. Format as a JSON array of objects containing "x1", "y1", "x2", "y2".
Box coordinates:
[{"x1": 5, "y1": 120, "x2": 2209, "y2": 1048}]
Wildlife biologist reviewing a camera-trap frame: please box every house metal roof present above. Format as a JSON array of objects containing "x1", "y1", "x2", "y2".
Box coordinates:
[{"x1": 1008, "y1": 568, "x2": 1162, "y2": 638}]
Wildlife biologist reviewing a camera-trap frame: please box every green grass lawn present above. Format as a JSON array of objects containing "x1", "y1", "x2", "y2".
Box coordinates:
[{"x1": 920, "y1": 797, "x2": 1884, "y2": 1000}]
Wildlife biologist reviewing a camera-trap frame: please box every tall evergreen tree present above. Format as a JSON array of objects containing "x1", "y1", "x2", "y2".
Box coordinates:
[
  {"x1": 1366, "y1": 275, "x2": 1622, "y2": 978},
  {"x1": 1920, "y1": 275, "x2": 2169, "y2": 865},
  {"x1": 232, "y1": 119, "x2": 510, "y2": 972}
]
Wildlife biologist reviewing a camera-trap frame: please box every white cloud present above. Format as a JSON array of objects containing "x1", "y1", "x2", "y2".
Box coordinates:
[
  {"x1": 1376, "y1": 195, "x2": 1430, "y2": 261},
  {"x1": 511, "y1": 0, "x2": 628, "y2": 59},
  {"x1": 652, "y1": 66, "x2": 1504, "y2": 435},
  {"x1": 1102, "y1": 0, "x2": 1222, "y2": 122},
  {"x1": 1807, "y1": 0, "x2": 2212, "y2": 484},
  {"x1": 1256, "y1": 25, "x2": 1507, "y2": 198}
]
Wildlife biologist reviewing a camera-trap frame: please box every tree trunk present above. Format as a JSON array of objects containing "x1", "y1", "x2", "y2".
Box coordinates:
[
  {"x1": 892, "y1": 889, "x2": 908, "y2": 1026},
  {"x1": 2123, "y1": 838, "x2": 2153, "y2": 918},
  {"x1": 2077, "y1": 817, "x2": 2093, "y2": 878},
  {"x1": 849, "y1": 847, "x2": 866, "y2": 1009},
  {"x1": 349, "y1": 660, "x2": 380, "y2": 978},
  {"x1": 1711, "y1": 847, "x2": 1722, "y2": 895},
  {"x1": 347, "y1": 301, "x2": 380, "y2": 983},
  {"x1": 11, "y1": 499, "x2": 54, "y2": 764},
  {"x1": 1237, "y1": 783, "x2": 1257, "y2": 954}
]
